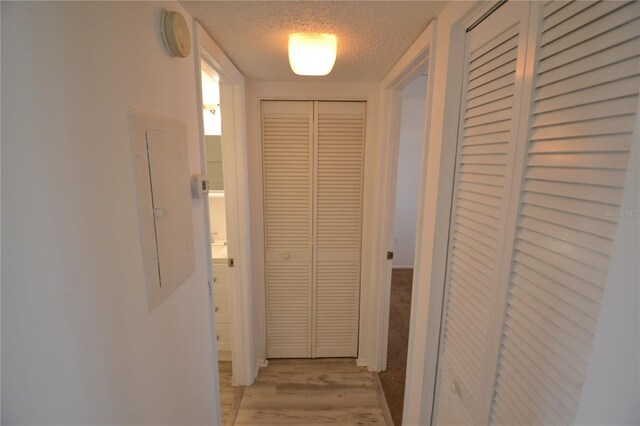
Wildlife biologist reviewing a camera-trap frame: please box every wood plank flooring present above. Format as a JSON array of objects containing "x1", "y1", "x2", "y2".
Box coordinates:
[
  {"x1": 219, "y1": 361, "x2": 243, "y2": 425},
  {"x1": 231, "y1": 358, "x2": 392, "y2": 425}
]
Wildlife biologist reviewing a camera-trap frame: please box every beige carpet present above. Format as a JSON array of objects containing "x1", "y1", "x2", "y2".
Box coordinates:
[{"x1": 378, "y1": 268, "x2": 413, "y2": 425}]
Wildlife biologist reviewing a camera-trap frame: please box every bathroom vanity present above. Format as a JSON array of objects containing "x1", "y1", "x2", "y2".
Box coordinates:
[{"x1": 212, "y1": 244, "x2": 231, "y2": 361}]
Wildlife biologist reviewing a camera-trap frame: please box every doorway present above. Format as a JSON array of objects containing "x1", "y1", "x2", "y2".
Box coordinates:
[
  {"x1": 378, "y1": 69, "x2": 428, "y2": 425},
  {"x1": 200, "y1": 59, "x2": 239, "y2": 424},
  {"x1": 194, "y1": 23, "x2": 257, "y2": 426}
]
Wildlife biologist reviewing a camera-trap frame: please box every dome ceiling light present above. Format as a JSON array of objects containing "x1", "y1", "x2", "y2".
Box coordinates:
[{"x1": 288, "y1": 33, "x2": 337, "y2": 76}]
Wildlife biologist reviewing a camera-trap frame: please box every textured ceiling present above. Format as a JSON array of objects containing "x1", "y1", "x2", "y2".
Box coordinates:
[{"x1": 181, "y1": 1, "x2": 448, "y2": 82}]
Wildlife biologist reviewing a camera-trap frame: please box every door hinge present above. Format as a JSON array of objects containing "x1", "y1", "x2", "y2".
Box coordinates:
[
  {"x1": 228, "y1": 258, "x2": 235, "y2": 267},
  {"x1": 207, "y1": 280, "x2": 212, "y2": 295},
  {"x1": 387, "y1": 251, "x2": 394, "y2": 260}
]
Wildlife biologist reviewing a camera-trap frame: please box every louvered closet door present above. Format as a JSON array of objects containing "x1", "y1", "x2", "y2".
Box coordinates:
[
  {"x1": 262, "y1": 101, "x2": 313, "y2": 358},
  {"x1": 433, "y1": 2, "x2": 531, "y2": 424},
  {"x1": 313, "y1": 101, "x2": 365, "y2": 358},
  {"x1": 490, "y1": 1, "x2": 640, "y2": 424}
]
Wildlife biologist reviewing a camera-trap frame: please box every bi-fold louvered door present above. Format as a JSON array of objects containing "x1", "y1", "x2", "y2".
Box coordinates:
[
  {"x1": 434, "y1": 2, "x2": 530, "y2": 424},
  {"x1": 314, "y1": 102, "x2": 365, "y2": 357},
  {"x1": 434, "y1": 1, "x2": 640, "y2": 424},
  {"x1": 262, "y1": 100, "x2": 365, "y2": 359},
  {"x1": 490, "y1": 1, "x2": 640, "y2": 424},
  {"x1": 262, "y1": 101, "x2": 313, "y2": 358}
]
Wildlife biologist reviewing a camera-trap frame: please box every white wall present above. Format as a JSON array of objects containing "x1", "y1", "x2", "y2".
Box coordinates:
[
  {"x1": 575, "y1": 134, "x2": 640, "y2": 425},
  {"x1": 393, "y1": 76, "x2": 427, "y2": 268},
  {"x1": 208, "y1": 196, "x2": 227, "y2": 242},
  {"x1": 1, "y1": 2, "x2": 219, "y2": 424},
  {"x1": 244, "y1": 81, "x2": 380, "y2": 364}
]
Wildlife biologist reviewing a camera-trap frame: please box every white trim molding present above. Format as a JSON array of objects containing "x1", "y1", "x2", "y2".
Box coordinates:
[
  {"x1": 193, "y1": 21, "x2": 257, "y2": 386},
  {"x1": 360, "y1": 18, "x2": 438, "y2": 426},
  {"x1": 366, "y1": 21, "x2": 436, "y2": 376},
  {"x1": 367, "y1": 21, "x2": 436, "y2": 378}
]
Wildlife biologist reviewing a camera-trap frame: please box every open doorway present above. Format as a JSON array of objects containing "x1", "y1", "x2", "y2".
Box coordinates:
[
  {"x1": 194, "y1": 21, "x2": 256, "y2": 425},
  {"x1": 200, "y1": 60, "x2": 239, "y2": 424},
  {"x1": 378, "y1": 68, "x2": 428, "y2": 426}
]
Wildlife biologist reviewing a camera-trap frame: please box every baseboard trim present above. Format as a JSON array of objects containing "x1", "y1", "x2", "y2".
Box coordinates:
[
  {"x1": 257, "y1": 358, "x2": 269, "y2": 368},
  {"x1": 356, "y1": 358, "x2": 368, "y2": 367},
  {"x1": 392, "y1": 265, "x2": 414, "y2": 269},
  {"x1": 371, "y1": 372, "x2": 394, "y2": 426},
  {"x1": 227, "y1": 385, "x2": 245, "y2": 426}
]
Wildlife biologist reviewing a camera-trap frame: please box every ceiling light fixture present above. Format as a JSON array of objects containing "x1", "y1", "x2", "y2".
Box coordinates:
[{"x1": 288, "y1": 33, "x2": 337, "y2": 76}]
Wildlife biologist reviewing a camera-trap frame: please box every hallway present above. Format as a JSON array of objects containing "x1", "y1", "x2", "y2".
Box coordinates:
[
  {"x1": 3, "y1": 2, "x2": 639, "y2": 425},
  {"x1": 226, "y1": 359, "x2": 392, "y2": 425}
]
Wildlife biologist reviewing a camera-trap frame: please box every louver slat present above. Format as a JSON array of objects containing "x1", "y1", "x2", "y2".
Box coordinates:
[
  {"x1": 262, "y1": 101, "x2": 313, "y2": 358},
  {"x1": 490, "y1": 1, "x2": 640, "y2": 424}
]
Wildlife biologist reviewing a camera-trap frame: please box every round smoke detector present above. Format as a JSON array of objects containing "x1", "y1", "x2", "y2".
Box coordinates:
[{"x1": 161, "y1": 11, "x2": 191, "y2": 58}]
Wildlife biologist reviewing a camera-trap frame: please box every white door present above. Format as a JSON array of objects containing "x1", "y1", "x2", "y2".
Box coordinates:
[
  {"x1": 262, "y1": 100, "x2": 365, "y2": 358},
  {"x1": 262, "y1": 100, "x2": 314, "y2": 358},
  {"x1": 313, "y1": 101, "x2": 366, "y2": 357},
  {"x1": 490, "y1": 1, "x2": 640, "y2": 424},
  {"x1": 433, "y1": 2, "x2": 531, "y2": 423}
]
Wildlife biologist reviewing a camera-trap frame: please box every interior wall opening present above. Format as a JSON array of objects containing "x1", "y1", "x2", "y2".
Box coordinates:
[
  {"x1": 379, "y1": 67, "x2": 428, "y2": 426},
  {"x1": 200, "y1": 58, "x2": 237, "y2": 424}
]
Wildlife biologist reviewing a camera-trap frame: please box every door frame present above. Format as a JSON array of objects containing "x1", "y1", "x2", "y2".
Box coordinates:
[
  {"x1": 368, "y1": 21, "x2": 435, "y2": 375},
  {"x1": 193, "y1": 21, "x2": 257, "y2": 387},
  {"x1": 245, "y1": 81, "x2": 378, "y2": 366},
  {"x1": 369, "y1": 19, "x2": 438, "y2": 424}
]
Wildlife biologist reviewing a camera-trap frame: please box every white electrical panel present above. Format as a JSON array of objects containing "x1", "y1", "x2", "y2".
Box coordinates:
[{"x1": 129, "y1": 111, "x2": 195, "y2": 311}]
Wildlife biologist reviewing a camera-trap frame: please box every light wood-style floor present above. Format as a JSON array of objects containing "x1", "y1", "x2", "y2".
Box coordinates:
[
  {"x1": 220, "y1": 358, "x2": 393, "y2": 425},
  {"x1": 219, "y1": 361, "x2": 243, "y2": 425}
]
